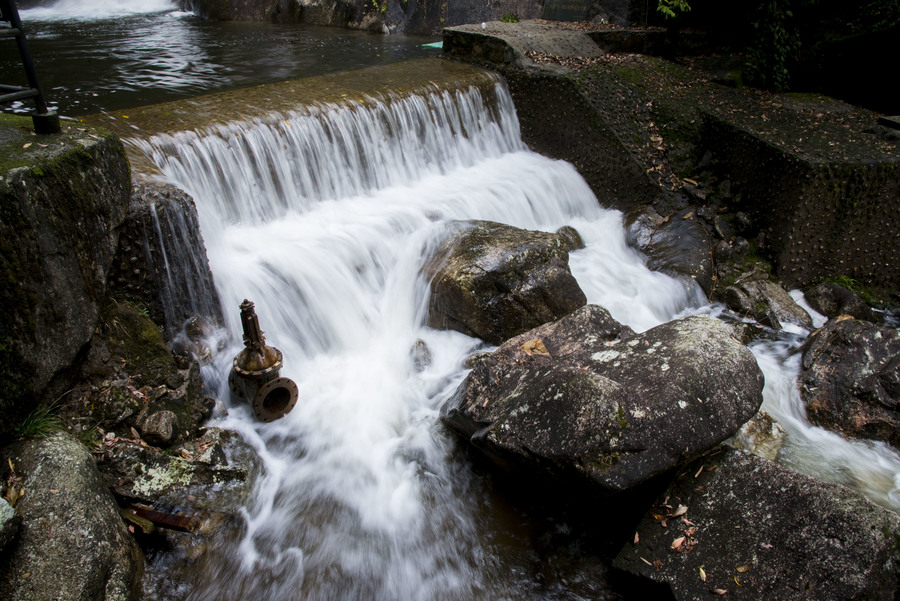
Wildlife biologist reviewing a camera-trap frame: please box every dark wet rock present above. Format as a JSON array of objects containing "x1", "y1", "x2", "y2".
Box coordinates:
[
  {"x1": 108, "y1": 182, "x2": 223, "y2": 337},
  {"x1": 423, "y1": 220, "x2": 586, "y2": 345},
  {"x1": 441, "y1": 306, "x2": 764, "y2": 494},
  {"x1": 800, "y1": 317, "x2": 900, "y2": 449},
  {"x1": 718, "y1": 273, "x2": 813, "y2": 330},
  {"x1": 0, "y1": 121, "x2": 131, "y2": 442},
  {"x1": 614, "y1": 447, "x2": 900, "y2": 601},
  {"x1": 626, "y1": 207, "x2": 714, "y2": 296},
  {"x1": 804, "y1": 281, "x2": 878, "y2": 322},
  {"x1": 0, "y1": 432, "x2": 143, "y2": 601},
  {"x1": 0, "y1": 498, "x2": 19, "y2": 551}
]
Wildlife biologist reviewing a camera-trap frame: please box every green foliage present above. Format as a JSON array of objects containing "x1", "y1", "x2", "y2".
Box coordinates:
[
  {"x1": 499, "y1": 13, "x2": 520, "y2": 23},
  {"x1": 657, "y1": 0, "x2": 691, "y2": 19},
  {"x1": 745, "y1": 0, "x2": 801, "y2": 91},
  {"x1": 16, "y1": 402, "x2": 63, "y2": 439}
]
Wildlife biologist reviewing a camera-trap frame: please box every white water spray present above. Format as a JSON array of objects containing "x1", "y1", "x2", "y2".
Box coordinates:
[{"x1": 136, "y1": 80, "x2": 701, "y2": 599}]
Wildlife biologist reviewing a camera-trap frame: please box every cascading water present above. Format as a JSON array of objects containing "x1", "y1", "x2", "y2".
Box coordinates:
[{"x1": 133, "y1": 78, "x2": 900, "y2": 598}]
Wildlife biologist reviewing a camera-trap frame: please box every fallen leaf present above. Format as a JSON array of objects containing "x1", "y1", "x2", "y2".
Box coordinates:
[
  {"x1": 684, "y1": 178, "x2": 699, "y2": 186},
  {"x1": 634, "y1": 532, "x2": 640, "y2": 544},
  {"x1": 23, "y1": 142, "x2": 32, "y2": 149},
  {"x1": 671, "y1": 536, "x2": 685, "y2": 551},
  {"x1": 671, "y1": 504, "x2": 688, "y2": 517},
  {"x1": 640, "y1": 557, "x2": 653, "y2": 566},
  {"x1": 130, "y1": 427, "x2": 141, "y2": 441},
  {"x1": 712, "y1": 589, "x2": 727, "y2": 595},
  {"x1": 736, "y1": 565, "x2": 750, "y2": 573},
  {"x1": 699, "y1": 566, "x2": 707, "y2": 582},
  {"x1": 520, "y1": 338, "x2": 550, "y2": 356},
  {"x1": 694, "y1": 466, "x2": 704, "y2": 478}
]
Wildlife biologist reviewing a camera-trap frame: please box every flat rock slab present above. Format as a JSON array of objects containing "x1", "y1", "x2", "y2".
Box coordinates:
[{"x1": 614, "y1": 447, "x2": 900, "y2": 601}]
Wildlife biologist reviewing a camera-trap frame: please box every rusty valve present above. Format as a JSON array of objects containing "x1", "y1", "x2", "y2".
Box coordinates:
[{"x1": 228, "y1": 299, "x2": 298, "y2": 422}]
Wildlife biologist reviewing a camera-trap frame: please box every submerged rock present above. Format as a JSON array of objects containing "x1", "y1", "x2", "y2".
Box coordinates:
[
  {"x1": 800, "y1": 317, "x2": 900, "y2": 449},
  {"x1": 441, "y1": 306, "x2": 764, "y2": 494},
  {"x1": 423, "y1": 220, "x2": 586, "y2": 345},
  {"x1": 614, "y1": 447, "x2": 900, "y2": 601},
  {"x1": 0, "y1": 432, "x2": 143, "y2": 601}
]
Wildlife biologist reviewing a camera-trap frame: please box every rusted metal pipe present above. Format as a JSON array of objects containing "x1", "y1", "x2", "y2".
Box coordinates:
[{"x1": 228, "y1": 299, "x2": 298, "y2": 422}]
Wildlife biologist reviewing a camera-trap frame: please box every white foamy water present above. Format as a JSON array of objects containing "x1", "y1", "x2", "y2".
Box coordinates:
[
  {"x1": 20, "y1": 0, "x2": 179, "y2": 20},
  {"x1": 135, "y1": 78, "x2": 899, "y2": 598}
]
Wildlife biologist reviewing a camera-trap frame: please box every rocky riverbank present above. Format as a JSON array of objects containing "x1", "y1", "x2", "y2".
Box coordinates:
[{"x1": 2, "y1": 43, "x2": 899, "y2": 601}]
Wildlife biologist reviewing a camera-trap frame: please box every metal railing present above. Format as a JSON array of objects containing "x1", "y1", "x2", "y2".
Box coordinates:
[{"x1": 1, "y1": 0, "x2": 60, "y2": 133}]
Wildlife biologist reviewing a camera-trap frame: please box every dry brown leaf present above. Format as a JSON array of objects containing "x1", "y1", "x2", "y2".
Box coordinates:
[
  {"x1": 520, "y1": 338, "x2": 550, "y2": 357},
  {"x1": 699, "y1": 566, "x2": 707, "y2": 582},
  {"x1": 736, "y1": 565, "x2": 750, "y2": 573},
  {"x1": 671, "y1": 504, "x2": 688, "y2": 517},
  {"x1": 671, "y1": 536, "x2": 685, "y2": 551},
  {"x1": 634, "y1": 532, "x2": 640, "y2": 544}
]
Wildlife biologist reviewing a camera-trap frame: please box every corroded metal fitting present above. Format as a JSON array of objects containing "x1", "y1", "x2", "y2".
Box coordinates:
[{"x1": 228, "y1": 300, "x2": 298, "y2": 422}]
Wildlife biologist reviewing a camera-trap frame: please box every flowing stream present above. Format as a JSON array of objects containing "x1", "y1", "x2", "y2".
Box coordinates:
[
  {"x1": 132, "y1": 78, "x2": 900, "y2": 599},
  {"x1": 9, "y1": 0, "x2": 899, "y2": 597}
]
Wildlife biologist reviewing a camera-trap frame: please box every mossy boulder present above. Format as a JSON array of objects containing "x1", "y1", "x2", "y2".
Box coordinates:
[
  {"x1": 0, "y1": 115, "x2": 131, "y2": 443},
  {"x1": 423, "y1": 220, "x2": 586, "y2": 345},
  {"x1": 62, "y1": 298, "x2": 214, "y2": 448},
  {"x1": 0, "y1": 431, "x2": 144, "y2": 601}
]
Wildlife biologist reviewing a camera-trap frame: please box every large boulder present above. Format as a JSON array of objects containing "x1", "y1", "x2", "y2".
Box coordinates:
[
  {"x1": 0, "y1": 118, "x2": 131, "y2": 441},
  {"x1": 0, "y1": 432, "x2": 143, "y2": 601},
  {"x1": 800, "y1": 317, "x2": 900, "y2": 449},
  {"x1": 614, "y1": 447, "x2": 900, "y2": 601},
  {"x1": 423, "y1": 220, "x2": 586, "y2": 345},
  {"x1": 441, "y1": 306, "x2": 764, "y2": 494}
]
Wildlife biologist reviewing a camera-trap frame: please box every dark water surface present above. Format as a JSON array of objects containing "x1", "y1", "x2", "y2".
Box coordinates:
[{"x1": 2, "y1": 3, "x2": 438, "y2": 116}]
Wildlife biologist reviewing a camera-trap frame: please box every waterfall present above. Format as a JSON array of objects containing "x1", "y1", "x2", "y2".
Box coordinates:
[
  {"x1": 133, "y1": 77, "x2": 898, "y2": 599},
  {"x1": 19, "y1": 0, "x2": 179, "y2": 20},
  {"x1": 134, "y1": 79, "x2": 701, "y2": 600}
]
